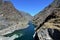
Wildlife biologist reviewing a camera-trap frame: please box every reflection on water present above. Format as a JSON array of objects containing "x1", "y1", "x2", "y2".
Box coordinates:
[{"x1": 4, "y1": 21, "x2": 35, "y2": 40}]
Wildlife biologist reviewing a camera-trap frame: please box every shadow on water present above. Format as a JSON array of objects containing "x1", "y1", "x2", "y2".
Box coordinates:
[{"x1": 4, "y1": 21, "x2": 35, "y2": 40}]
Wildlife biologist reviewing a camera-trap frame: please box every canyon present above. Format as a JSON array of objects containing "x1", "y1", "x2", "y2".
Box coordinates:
[{"x1": 0, "y1": 0, "x2": 60, "y2": 40}]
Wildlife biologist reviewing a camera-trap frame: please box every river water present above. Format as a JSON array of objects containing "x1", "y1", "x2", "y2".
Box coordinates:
[{"x1": 4, "y1": 22, "x2": 35, "y2": 40}]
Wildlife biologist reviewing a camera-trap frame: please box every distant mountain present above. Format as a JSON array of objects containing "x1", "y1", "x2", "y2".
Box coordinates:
[{"x1": 0, "y1": 0, "x2": 32, "y2": 35}]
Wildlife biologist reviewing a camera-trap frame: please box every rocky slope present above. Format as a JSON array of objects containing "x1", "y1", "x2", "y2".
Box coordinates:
[
  {"x1": 33, "y1": 0, "x2": 60, "y2": 40},
  {"x1": 0, "y1": 0, "x2": 32, "y2": 36}
]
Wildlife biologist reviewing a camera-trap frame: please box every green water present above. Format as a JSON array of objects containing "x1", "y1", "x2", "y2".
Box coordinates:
[{"x1": 4, "y1": 22, "x2": 35, "y2": 40}]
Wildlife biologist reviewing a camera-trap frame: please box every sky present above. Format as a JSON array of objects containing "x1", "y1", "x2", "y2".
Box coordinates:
[{"x1": 10, "y1": 0, "x2": 54, "y2": 16}]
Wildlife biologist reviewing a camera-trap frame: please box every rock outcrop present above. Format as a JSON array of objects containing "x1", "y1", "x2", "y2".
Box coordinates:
[
  {"x1": 33, "y1": 0, "x2": 60, "y2": 40},
  {"x1": 0, "y1": 0, "x2": 32, "y2": 35}
]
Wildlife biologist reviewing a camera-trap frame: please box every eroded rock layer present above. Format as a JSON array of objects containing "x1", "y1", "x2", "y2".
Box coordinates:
[{"x1": 33, "y1": 0, "x2": 60, "y2": 40}]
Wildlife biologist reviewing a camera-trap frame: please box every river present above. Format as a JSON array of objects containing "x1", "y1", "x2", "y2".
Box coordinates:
[{"x1": 4, "y1": 21, "x2": 35, "y2": 40}]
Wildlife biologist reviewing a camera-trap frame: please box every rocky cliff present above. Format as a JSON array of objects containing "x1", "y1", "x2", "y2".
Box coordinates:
[
  {"x1": 0, "y1": 0, "x2": 32, "y2": 36},
  {"x1": 33, "y1": 0, "x2": 60, "y2": 40}
]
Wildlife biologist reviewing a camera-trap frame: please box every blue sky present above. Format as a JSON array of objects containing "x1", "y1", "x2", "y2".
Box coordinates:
[{"x1": 10, "y1": 0, "x2": 54, "y2": 16}]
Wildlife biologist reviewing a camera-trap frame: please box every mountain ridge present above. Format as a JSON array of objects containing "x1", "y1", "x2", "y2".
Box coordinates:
[
  {"x1": 33, "y1": 0, "x2": 60, "y2": 40},
  {"x1": 0, "y1": 0, "x2": 32, "y2": 35}
]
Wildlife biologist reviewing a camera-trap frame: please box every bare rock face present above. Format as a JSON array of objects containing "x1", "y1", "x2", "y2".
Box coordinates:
[
  {"x1": 0, "y1": 0, "x2": 32, "y2": 35},
  {"x1": 33, "y1": 0, "x2": 60, "y2": 40}
]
